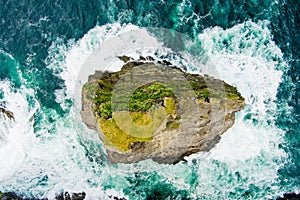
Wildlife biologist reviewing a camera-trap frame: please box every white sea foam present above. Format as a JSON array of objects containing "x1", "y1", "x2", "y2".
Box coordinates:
[
  {"x1": 0, "y1": 81, "x2": 108, "y2": 198},
  {"x1": 0, "y1": 20, "x2": 288, "y2": 199},
  {"x1": 196, "y1": 20, "x2": 286, "y2": 162},
  {"x1": 0, "y1": 80, "x2": 37, "y2": 180},
  {"x1": 45, "y1": 21, "x2": 287, "y2": 198},
  {"x1": 184, "y1": 21, "x2": 286, "y2": 198}
]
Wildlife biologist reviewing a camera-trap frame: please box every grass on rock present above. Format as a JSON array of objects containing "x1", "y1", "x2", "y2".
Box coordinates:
[{"x1": 84, "y1": 63, "x2": 244, "y2": 152}]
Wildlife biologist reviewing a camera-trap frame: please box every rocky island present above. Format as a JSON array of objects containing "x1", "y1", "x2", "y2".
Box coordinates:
[{"x1": 80, "y1": 56, "x2": 245, "y2": 164}]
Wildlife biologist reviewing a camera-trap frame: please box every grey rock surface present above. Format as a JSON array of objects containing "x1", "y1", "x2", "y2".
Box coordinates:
[{"x1": 81, "y1": 58, "x2": 244, "y2": 164}]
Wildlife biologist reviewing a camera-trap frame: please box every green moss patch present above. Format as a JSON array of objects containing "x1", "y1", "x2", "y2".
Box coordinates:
[
  {"x1": 85, "y1": 61, "x2": 244, "y2": 152},
  {"x1": 129, "y1": 82, "x2": 175, "y2": 112}
]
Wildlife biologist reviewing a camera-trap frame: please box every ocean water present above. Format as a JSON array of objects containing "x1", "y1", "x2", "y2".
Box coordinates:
[{"x1": 0, "y1": 0, "x2": 299, "y2": 199}]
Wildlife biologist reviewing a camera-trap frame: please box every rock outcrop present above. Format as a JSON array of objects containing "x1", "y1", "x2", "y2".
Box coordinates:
[
  {"x1": 0, "y1": 191, "x2": 86, "y2": 200},
  {"x1": 81, "y1": 57, "x2": 245, "y2": 164},
  {"x1": 0, "y1": 107, "x2": 14, "y2": 120},
  {"x1": 276, "y1": 193, "x2": 300, "y2": 200}
]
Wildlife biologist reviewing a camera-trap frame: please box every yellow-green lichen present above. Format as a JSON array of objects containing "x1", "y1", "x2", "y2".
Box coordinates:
[
  {"x1": 90, "y1": 63, "x2": 244, "y2": 152},
  {"x1": 130, "y1": 112, "x2": 152, "y2": 126},
  {"x1": 112, "y1": 107, "x2": 167, "y2": 139},
  {"x1": 99, "y1": 118, "x2": 152, "y2": 152},
  {"x1": 166, "y1": 121, "x2": 180, "y2": 130},
  {"x1": 99, "y1": 107, "x2": 167, "y2": 151},
  {"x1": 164, "y1": 97, "x2": 176, "y2": 116}
]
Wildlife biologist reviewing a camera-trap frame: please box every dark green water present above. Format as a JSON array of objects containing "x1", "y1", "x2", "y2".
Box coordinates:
[{"x1": 0, "y1": 0, "x2": 299, "y2": 199}]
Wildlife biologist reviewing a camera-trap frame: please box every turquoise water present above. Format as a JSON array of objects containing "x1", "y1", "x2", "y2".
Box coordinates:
[{"x1": 0, "y1": 0, "x2": 299, "y2": 199}]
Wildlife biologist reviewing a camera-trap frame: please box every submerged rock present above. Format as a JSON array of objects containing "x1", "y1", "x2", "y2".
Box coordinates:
[
  {"x1": 276, "y1": 192, "x2": 300, "y2": 200},
  {"x1": 81, "y1": 56, "x2": 245, "y2": 164},
  {"x1": 0, "y1": 107, "x2": 14, "y2": 120},
  {"x1": 0, "y1": 191, "x2": 23, "y2": 200},
  {"x1": 55, "y1": 192, "x2": 86, "y2": 200},
  {"x1": 108, "y1": 195, "x2": 127, "y2": 200},
  {"x1": 0, "y1": 191, "x2": 86, "y2": 200}
]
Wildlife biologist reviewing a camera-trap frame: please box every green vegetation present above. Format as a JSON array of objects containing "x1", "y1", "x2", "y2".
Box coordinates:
[
  {"x1": 164, "y1": 97, "x2": 176, "y2": 116},
  {"x1": 89, "y1": 77, "x2": 177, "y2": 151},
  {"x1": 93, "y1": 80, "x2": 176, "y2": 119},
  {"x1": 99, "y1": 118, "x2": 152, "y2": 151},
  {"x1": 166, "y1": 121, "x2": 180, "y2": 130},
  {"x1": 130, "y1": 112, "x2": 152, "y2": 126},
  {"x1": 129, "y1": 82, "x2": 175, "y2": 112},
  {"x1": 83, "y1": 83, "x2": 98, "y2": 96},
  {"x1": 99, "y1": 101, "x2": 173, "y2": 151},
  {"x1": 85, "y1": 62, "x2": 244, "y2": 152},
  {"x1": 188, "y1": 79, "x2": 244, "y2": 102},
  {"x1": 113, "y1": 107, "x2": 166, "y2": 139},
  {"x1": 93, "y1": 80, "x2": 113, "y2": 119},
  {"x1": 91, "y1": 70, "x2": 243, "y2": 119}
]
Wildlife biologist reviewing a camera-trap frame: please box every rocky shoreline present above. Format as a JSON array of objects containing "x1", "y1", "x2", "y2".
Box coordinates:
[
  {"x1": 81, "y1": 56, "x2": 245, "y2": 164},
  {"x1": 1, "y1": 190, "x2": 299, "y2": 200},
  {"x1": 0, "y1": 191, "x2": 86, "y2": 200}
]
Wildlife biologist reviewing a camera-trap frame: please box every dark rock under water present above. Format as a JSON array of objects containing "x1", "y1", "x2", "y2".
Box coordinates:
[{"x1": 0, "y1": 191, "x2": 86, "y2": 200}]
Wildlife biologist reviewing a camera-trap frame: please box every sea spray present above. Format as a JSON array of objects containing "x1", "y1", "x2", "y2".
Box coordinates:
[{"x1": 0, "y1": 20, "x2": 289, "y2": 199}]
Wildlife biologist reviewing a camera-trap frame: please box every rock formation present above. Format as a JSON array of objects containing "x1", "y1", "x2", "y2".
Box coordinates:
[
  {"x1": 276, "y1": 192, "x2": 300, "y2": 200},
  {"x1": 0, "y1": 107, "x2": 14, "y2": 120},
  {"x1": 0, "y1": 191, "x2": 86, "y2": 200},
  {"x1": 81, "y1": 56, "x2": 245, "y2": 164}
]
